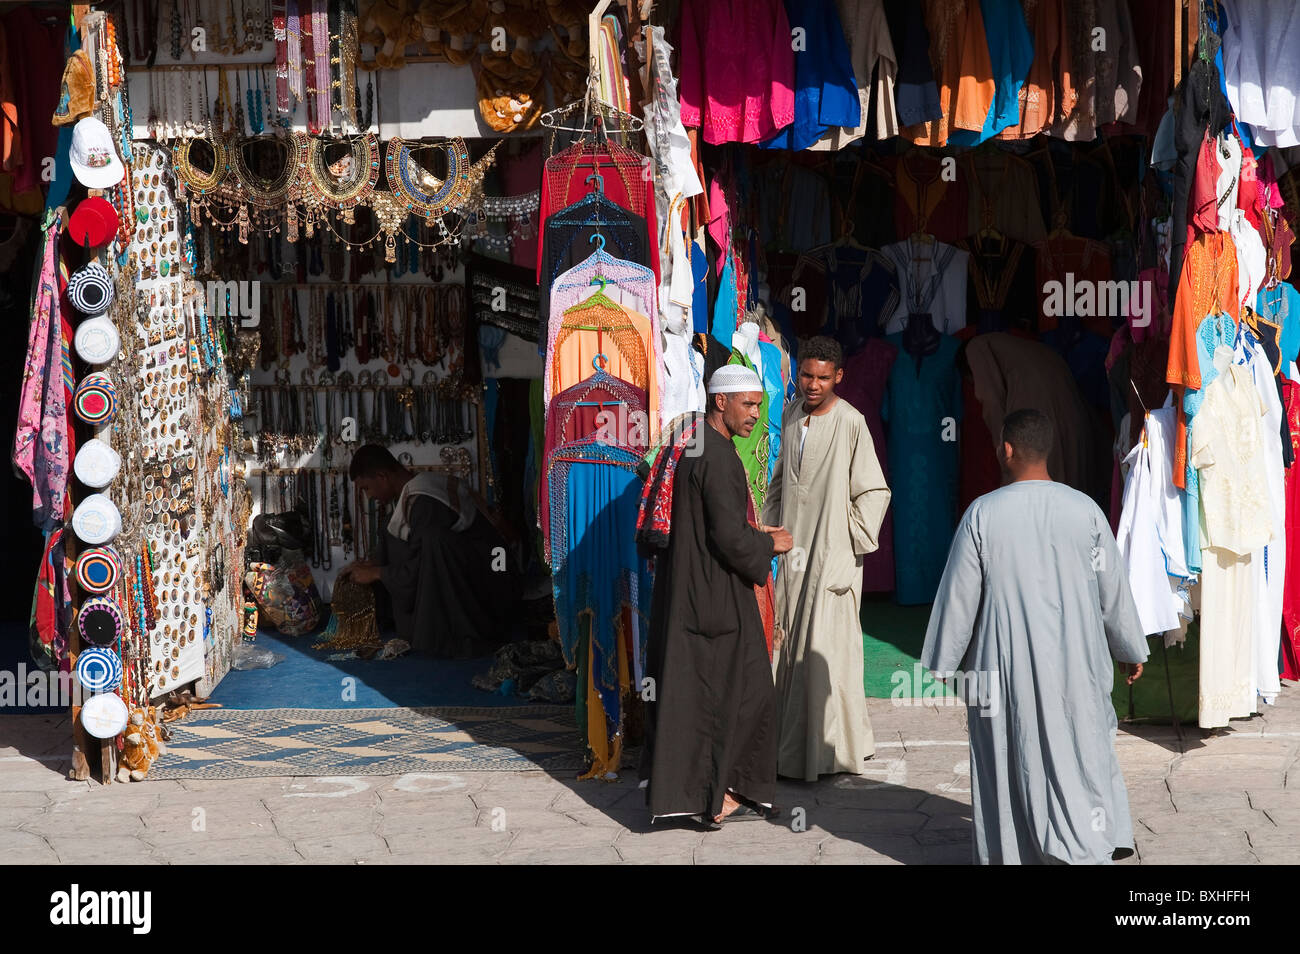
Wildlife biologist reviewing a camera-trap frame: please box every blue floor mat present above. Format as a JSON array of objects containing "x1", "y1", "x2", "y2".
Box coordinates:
[{"x1": 207, "y1": 629, "x2": 546, "y2": 710}]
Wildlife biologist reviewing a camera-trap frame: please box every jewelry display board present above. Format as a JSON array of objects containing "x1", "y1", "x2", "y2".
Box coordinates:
[{"x1": 126, "y1": 142, "x2": 251, "y2": 697}]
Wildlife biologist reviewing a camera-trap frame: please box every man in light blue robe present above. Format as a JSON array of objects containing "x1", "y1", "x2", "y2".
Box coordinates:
[{"x1": 922, "y1": 408, "x2": 1148, "y2": 864}]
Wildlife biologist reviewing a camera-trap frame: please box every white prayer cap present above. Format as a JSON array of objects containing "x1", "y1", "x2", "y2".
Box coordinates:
[{"x1": 707, "y1": 364, "x2": 764, "y2": 394}]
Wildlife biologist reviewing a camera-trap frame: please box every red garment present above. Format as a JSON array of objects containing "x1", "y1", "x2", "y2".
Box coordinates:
[
  {"x1": 538, "y1": 140, "x2": 660, "y2": 285},
  {"x1": 1034, "y1": 234, "x2": 1114, "y2": 336},
  {"x1": 677, "y1": 0, "x2": 795, "y2": 145},
  {"x1": 502, "y1": 139, "x2": 542, "y2": 271},
  {"x1": 1283, "y1": 379, "x2": 1300, "y2": 680},
  {"x1": 890, "y1": 152, "x2": 970, "y2": 244},
  {"x1": 839, "y1": 340, "x2": 898, "y2": 593},
  {"x1": 1127, "y1": 0, "x2": 1175, "y2": 138},
  {"x1": 3, "y1": 7, "x2": 64, "y2": 194},
  {"x1": 1189, "y1": 132, "x2": 1221, "y2": 236}
]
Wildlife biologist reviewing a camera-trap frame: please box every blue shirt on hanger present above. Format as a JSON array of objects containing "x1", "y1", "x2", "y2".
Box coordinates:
[{"x1": 761, "y1": 0, "x2": 860, "y2": 151}]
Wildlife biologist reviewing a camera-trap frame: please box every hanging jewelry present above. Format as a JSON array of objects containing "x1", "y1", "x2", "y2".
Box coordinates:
[
  {"x1": 235, "y1": 69, "x2": 246, "y2": 134},
  {"x1": 170, "y1": 0, "x2": 182, "y2": 59}
]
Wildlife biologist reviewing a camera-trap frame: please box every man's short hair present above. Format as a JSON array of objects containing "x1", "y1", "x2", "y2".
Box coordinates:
[
  {"x1": 349, "y1": 444, "x2": 403, "y2": 480},
  {"x1": 1001, "y1": 409, "x2": 1054, "y2": 462},
  {"x1": 800, "y1": 335, "x2": 843, "y2": 370}
]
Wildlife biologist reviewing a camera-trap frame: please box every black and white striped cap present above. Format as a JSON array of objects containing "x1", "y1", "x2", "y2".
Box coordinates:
[{"x1": 67, "y1": 262, "x2": 114, "y2": 315}]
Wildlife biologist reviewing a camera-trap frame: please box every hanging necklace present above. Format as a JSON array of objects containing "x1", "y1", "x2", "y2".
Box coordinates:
[
  {"x1": 235, "y1": 70, "x2": 246, "y2": 134},
  {"x1": 312, "y1": 0, "x2": 331, "y2": 133},
  {"x1": 300, "y1": 132, "x2": 379, "y2": 226},
  {"x1": 170, "y1": 0, "x2": 182, "y2": 59},
  {"x1": 246, "y1": 66, "x2": 262, "y2": 134}
]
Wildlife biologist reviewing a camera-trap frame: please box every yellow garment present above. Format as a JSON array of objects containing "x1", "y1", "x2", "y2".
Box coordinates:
[{"x1": 550, "y1": 295, "x2": 660, "y2": 441}]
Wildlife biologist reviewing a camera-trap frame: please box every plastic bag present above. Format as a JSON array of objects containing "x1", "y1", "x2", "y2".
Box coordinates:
[
  {"x1": 232, "y1": 642, "x2": 285, "y2": 670},
  {"x1": 244, "y1": 548, "x2": 322, "y2": 636}
]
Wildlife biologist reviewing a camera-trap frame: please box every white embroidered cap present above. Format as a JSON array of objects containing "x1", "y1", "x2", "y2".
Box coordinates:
[{"x1": 706, "y1": 364, "x2": 764, "y2": 394}]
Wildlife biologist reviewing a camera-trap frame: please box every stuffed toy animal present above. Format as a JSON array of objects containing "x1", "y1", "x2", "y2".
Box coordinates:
[
  {"x1": 117, "y1": 706, "x2": 167, "y2": 783},
  {"x1": 440, "y1": 0, "x2": 489, "y2": 66},
  {"x1": 479, "y1": 0, "x2": 547, "y2": 70},
  {"x1": 477, "y1": 51, "x2": 544, "y2": 133},
  {"x1": 361, "y1": 0, "x2": 417, "y2": 70},
  {"x1": 546, "y1": 0, "x2": 588, "y2": 60}
]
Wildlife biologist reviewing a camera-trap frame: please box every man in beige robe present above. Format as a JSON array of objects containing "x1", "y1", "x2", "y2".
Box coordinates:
[{"x1": 762, "y1": 336, "x2": 892, "y2": 780}]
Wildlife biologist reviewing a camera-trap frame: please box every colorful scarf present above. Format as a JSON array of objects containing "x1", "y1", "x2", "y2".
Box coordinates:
[
  {"x1": 635, "y1": 412, "x2": 703, "y2": 552},
  {"x1": 13, "y1": 216, "x2": 70, "y2": 531}
]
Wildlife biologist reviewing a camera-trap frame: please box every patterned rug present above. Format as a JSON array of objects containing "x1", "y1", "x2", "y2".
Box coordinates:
[{"x1": 149, "y1": 705, "x2": 584, "y2": 779}]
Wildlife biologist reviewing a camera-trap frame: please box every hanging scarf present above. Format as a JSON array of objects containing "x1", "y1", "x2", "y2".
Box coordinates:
[
  {"x1": 635, "y1": 412, "x2": 703, "y2": 553},
  {"x1": 13, "y1": 216, "x2": 70, "y2": 530},
  {"x1": 29, "y1": 527, "x2": 71, "y2": 672}
]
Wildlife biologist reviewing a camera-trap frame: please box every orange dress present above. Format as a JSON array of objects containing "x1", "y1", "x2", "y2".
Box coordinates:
[
  {"x1": 550, "y1": 296, "x2": 661, "y2": 441},
  {"x1": 1166, "y1": 232, "x2": 1240, "y2": 487},
  {"x1": 903, "y1": 0, "x2": 995, "y2": 147},
  {"x1": 997, "y1": 0, "x2": 1071, "y2": 140}
]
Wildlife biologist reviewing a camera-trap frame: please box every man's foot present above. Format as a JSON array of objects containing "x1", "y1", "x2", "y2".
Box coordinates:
[{"x1": 713, "y1": 791, "x2": 744, "y2": 823}]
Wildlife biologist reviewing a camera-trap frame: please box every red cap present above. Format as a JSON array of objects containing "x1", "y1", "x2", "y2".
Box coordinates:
[{"x1": 68, "y1": 197, "x2": 119, "y2": 248}]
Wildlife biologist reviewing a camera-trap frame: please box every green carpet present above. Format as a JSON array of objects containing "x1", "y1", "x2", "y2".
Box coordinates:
[{"x1": 861, "y1": 598, "x2": 950, "y2": 699}]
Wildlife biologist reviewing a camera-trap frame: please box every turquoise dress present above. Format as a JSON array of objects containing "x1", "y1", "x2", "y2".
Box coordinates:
[
  {"x1": 1182, "y1": 312, "x2": 1236, "y2": 575},
  {"x1": 882, "y1": 333, "x2": 962, "y2": 605}
]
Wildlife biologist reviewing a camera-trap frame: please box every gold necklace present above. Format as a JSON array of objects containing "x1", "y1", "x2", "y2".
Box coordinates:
[
  {"x1": 172, "y1": 135, "x2": 228, "y2": 222},
  {"x1": 385, "y1": 136, "x2": 474, "y2": 220},
  {"x1": 301, "y1": 132, "x2": 380, "y2": 223}
]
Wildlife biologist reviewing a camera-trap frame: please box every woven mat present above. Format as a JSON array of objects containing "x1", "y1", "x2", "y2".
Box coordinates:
[{"x1": 148, "y1": 705, "x2": 583, "y2": 779}]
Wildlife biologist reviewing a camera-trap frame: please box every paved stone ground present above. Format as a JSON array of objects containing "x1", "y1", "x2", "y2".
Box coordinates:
[{"x1": 4, "y1": 687, "x2": 1300, "y2": 864}]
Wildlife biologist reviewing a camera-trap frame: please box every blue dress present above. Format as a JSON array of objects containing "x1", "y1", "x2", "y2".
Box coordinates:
[
  {"x1": 1258, "y1": 282, "x2": 1300, "y2": 369},
  {"x1": 690, "y1": 238, "x2": 710, "y2": 335},
  {"x1": 1183, "y1": 312, "x2": 1237, "y2": 575},
  {"x1": 711, "y1": 253, "x2": 739, "y2": 348},
  {"x1": 882, "y1": 333, "x2": 962, "y2": 605},
  {"x1": 762, "y1": 0, "x2": 860, "y2": 151},
  {"x1": 948, "y1": 0, "x2": 1034, "y2": 147},
  {"x1": 759, "y1": 339, "x2": 784, "y2": 481}
]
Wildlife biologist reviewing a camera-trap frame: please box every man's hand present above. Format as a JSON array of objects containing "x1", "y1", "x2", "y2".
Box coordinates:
[
  {"x1": 339, "y1": 561, "x2": 381, "y2": 585},
  {"x1": 1121, "y1": 662, "x2": 1144, "y2": 684},
  {"x1": 767, "y1": 526, "x2": 793, "y2": 555}
]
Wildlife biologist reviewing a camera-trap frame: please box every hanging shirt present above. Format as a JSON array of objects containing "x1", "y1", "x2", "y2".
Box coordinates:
[
  {"x1": 809, "y1": 0, "x2": 898, "y2": 148},
  {"x1": 883, "y1": 0, "x2": 941, "y2": 127},
  {"x1": 902, "y1": 0, "x2": 995, "y2": 147},
  {"x1": 761, "y1": 0, "x2": 861, "y2": 151},
  {"x1": 1116, "y1": 398, "x2": 1189, "y2": 638},
  {"x1": 947, "y1": 0, "x2": 1034, "y2": 147},
  {"x1": 880, "y1": 238, "x2": 969, "y2": 335},
  {"x1": 1222, "y1": 0, "x2": 1300, "y2": 148},
  {"x1": 677, "y1": 0, "x2": 796, "y2": 145}
]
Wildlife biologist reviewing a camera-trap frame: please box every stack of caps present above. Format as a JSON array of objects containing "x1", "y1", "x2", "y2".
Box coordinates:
[{"x1": 69, "y1": 262, "x2": 119, "y2": 365}]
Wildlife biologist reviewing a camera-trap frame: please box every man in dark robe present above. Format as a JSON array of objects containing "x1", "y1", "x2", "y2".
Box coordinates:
[
  {"x1": 639, "y1": 364, "x2": 793, "y2": 829},
  {"x1": 339, "y1": 444, "x2": 516, "y2": 658}
]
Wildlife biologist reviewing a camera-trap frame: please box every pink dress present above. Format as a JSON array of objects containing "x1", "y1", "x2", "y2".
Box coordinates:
[
  {"x1": 678, "y1": 0, "x2": 796, "y2": 145},
  {"x1": 838, "y1": 339, "x2": 898, "y2": 593}
]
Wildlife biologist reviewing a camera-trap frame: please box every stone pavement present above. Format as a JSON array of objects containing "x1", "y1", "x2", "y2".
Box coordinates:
[{"x1": 4, "y1": 687, "x2": 1300, "y2": 864}]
